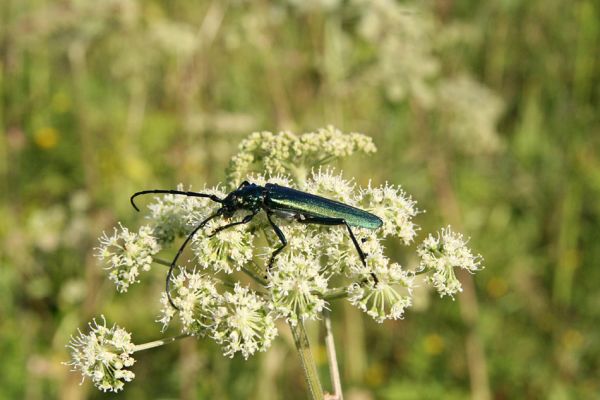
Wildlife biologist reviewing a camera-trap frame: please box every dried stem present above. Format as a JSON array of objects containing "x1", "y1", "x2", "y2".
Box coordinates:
[
  {"x1": 133, "y1": 335, "x2": 189, "y2": 353},
  {"x1": 324, "y1": 310, "x2": 343, "y2": 400}
]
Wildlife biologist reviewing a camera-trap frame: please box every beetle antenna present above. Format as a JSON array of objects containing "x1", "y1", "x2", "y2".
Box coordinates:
[
  {"x1": 130, "y1": 189, "x2": 223, "y2": 212},
  {"x1": 166, "y1": 208, "x2": 223, "y2": 310}
]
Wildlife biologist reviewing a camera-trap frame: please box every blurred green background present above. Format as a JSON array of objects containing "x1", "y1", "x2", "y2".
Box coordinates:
[{"x1": 1, "y1": 0, "x2": 599, "y2": 399}]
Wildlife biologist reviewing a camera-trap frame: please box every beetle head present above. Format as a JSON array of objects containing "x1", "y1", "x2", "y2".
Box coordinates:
[{"x1": 220, "y1": 182, "x2": 264, "y2": 217}]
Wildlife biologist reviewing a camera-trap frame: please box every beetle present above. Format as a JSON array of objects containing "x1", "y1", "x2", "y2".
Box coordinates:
[{"x1": 131, "y1": 181, "x2": 383, "y2": 309}]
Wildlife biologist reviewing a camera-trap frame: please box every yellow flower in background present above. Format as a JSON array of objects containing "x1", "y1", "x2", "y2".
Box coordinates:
[
  {"x1": 365, "y1": 363, "x2": 385, "y2": 386},
  {"x1": 561, "y1": 329, "x2": 584, "y2": 351},
  {"x1": 34, "y1": 127, "x2": 59, "y2": 149},
  {"x1": 423, "y1": 333, "x2": 445, "y2": 355}
]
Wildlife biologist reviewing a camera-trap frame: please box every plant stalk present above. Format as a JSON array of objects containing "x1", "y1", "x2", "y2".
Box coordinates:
[
  {"x1": 290, "y1": 320, "x2": 325, "y2": 400},
  {"x1": 133, "y1": 335, "x2": 189, "y2": 353},
  {"x1": 324, "y1": 310, "x2": 343, "y2": 400},
  {"x1": 323, "y1": 287, "x2": 348, "y2": 301}
]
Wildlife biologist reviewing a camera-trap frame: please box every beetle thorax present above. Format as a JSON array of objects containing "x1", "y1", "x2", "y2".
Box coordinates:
[{"x1": 221, "y1": 183, "x2": 265, "y2": 217}]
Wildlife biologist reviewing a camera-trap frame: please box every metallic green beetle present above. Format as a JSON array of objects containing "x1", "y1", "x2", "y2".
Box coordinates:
[{"x1": 131, "y1": 181, "x2": 383, "y2": 308}]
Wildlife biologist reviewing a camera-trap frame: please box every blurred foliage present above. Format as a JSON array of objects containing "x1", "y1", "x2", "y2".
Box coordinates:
[{"x1": 1, "y1": 0, "x2": 599, "y2": 399}]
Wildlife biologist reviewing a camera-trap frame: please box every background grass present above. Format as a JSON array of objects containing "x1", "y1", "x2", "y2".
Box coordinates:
[{"x1": 1, "y1": 0, "x2": 599, "y2": 399}]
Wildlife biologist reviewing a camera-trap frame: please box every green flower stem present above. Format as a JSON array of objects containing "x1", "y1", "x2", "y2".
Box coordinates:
[
  {"x1": 290, "y1": 320, "x2": 325, "y2": 400},
  {"x1": 242, "y1": 263, "x2": 268, "y2": 286},
  {"x1": 154, "y1": 258, "x2": 267, "y2": 294},
  {"x1": 133, "y1": 334, "x2": 188, "y2": 353},
  {"x1": 323, "y1": 287, "x2": 348, "y2": 301},
  {"x1": 153, "y1": 258, "x2": 172, "y2": 267},
  {"x1": 323, "y1": 278, "x2": 375, "y2": 301}
]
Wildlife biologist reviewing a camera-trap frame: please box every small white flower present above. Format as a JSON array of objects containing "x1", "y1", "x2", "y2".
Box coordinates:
[
  {"x1": 314, "y1": 227, "x2": 353, "y2": 274},
  {"x1": 65, "y1": 316, "x2": 136, "y2": 393},
  {"x1": 246, "y1": 173, "x2": 293, "y2": 188},
  {"x1": 148, "y1": 184, "x2": 223, "y2": 244},
  {"x1": 227, "y1": 130, "x2": 297, "y2": 184},
  {"x1": 263, "y1": 222, "x2": 320, "y2": 264},
  {"x1": 211, "y1": 284, "x2": 278, "y2": 359},
  {"x1": 158, "y1": 268, "x2": 221, "y2": 335},
  {"x1": 268, "y1": 255, "x2": 329, "y2": 326},
  {"x1": 303, "y1": 167, "x2": 357, "y2": 205},
  {"x1": 358, "y1": 183, "x2": 419, "y2": 243},
  {"x1": 227, "y1": 126, "x2": 376, "y2": 184},
  {"x1": 343, "y1": 235, "x2": 387, "y2": 278},
  {"x1": 295, "y1": 125, "x2": 377, "y2": 161},
  {"x1": 417, "y1": 226, "x2": 483, "y2": 297},
  {"x1": 190, "y1": 217, "x2": 255, "y2": 274},
  {"x1": 96, "y1": 224, "x2": 161, "y2": 292},
  {"x1": 347, "y1": 261, "x2": 414, "y2": 323}
]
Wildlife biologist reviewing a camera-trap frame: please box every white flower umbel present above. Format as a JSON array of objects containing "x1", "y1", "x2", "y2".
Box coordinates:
[
  {"x1": 148, "y1": 184, "x2": 224, "y2": 245},
  {"x1": 263, "y1": 222, "x2": 320, "y2": 264},
  {"x1": 347, "y1": 260, "x2": 414, "y2": 323},
  {"x1": 358, "y1": 183, "x2": 419, "y2": 243},
  {"x1": 227, "y1": 126, "x2": 376, "y2": 185},
  {"x1": 436, "y1": 76, "x2": 504, "y2": 155},
  {"x1": 158, "y1": 268, "x2": 221, "y2": 335},
  {"x1": 296, "y1": 126, "x2": 377, "y2": 161},
  {"x1": 303, "y1": 168, "x2": 357, "y2": 205},
  {"x1": 190, "y1": 217, "x2": 255, "y2": 274},
  {"x1": 96, "y1": 224, "x2": 161, "y2": 292},
  {"x1": 211, "y1": 284, "x2": 278, "y2": 359},
  {"x1": 268, "y1": 255, "x2": 329, "y2": 326},
  {"x1": 343, "y1": 235, "x2": 387, "y2": 278},
  {"x1": 418, "y1": 226, "x2": 483, "y2": 297},
  {"x1": 66, "y1": 316, "x2": 136, "y2": 393}
]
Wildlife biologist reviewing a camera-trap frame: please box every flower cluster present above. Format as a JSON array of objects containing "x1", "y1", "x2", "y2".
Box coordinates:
[
  {"x1": 436, "y1": 76, "x2": 504, "y2": 154},
  {"x1": 417, "y1": 226, "x2": 483, "y2": 297},
  {"x1": 347, "y1": 261, "x2": 414, "y2": 323},
  {"x1": 96, "y1": 223, "x2": 161, "y2": 292},
  {"x1": 190, "y1": 217, "x2": 255, "y2": 274},
  {"x1": 268, "y1": 254, "x2": 329, "y2": 326},
  {"x1": 358, "y1": 182, "x2": 419, "y2": 243},
  {"x1": 211, "y1": 284, "x2": 278, "y2": 359},
  {"x1": 227, "y1": 125, "x2": 376, "y2": 185},
  {"x1": 303, "y1": 168, "x2": 357, "y2": 204},
  {"x1": 158, "y1": 268, "x2": 221, "y2": 336},
  {"x1": 66, "y1": 317, "x2": 136, "y2": 393},
  {"x1": 74, "y1": 127, "x2": 484, "y2": 393},
  {"x1": 159, "y1": 269, "x2": 278, "y2": 359},
  {"x1": 356, "y1": 1, "x2": 439, "y2": 105},
  {"x1": 146, "y1": 184, "x2": 220, "y2": 245}
]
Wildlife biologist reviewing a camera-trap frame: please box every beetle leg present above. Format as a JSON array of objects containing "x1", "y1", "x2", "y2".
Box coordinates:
[
  {"x1": 266, "y1": 212, "x2": 287, "y2": 275},
  {"x1": 208, "y1": 210, "x2": 257, "y2": 237},
  {"x1": 166, "y1": 209, "x2": 223, "y2": 309},
  {"x1": 297, "y1": 216, "x2": 378, "y2": 284}
]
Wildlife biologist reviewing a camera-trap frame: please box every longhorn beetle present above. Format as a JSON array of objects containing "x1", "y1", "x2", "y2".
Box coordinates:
[{"x1": 131, "y1": 181, "x2": 383, "y2": 309}]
